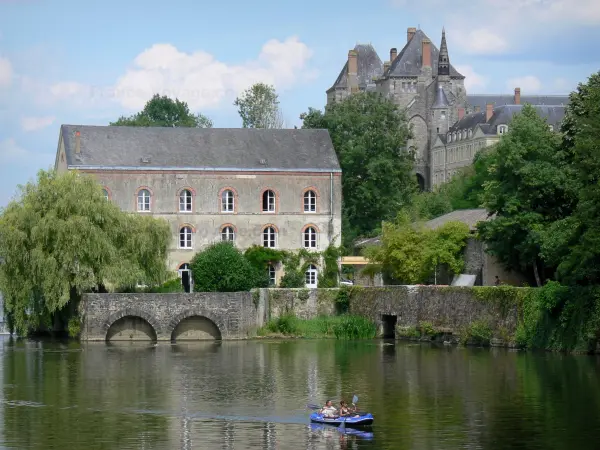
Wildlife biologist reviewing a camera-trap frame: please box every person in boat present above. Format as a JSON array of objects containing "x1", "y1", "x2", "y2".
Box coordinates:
[
  {"x1": 339, "y1": 400, "x2": 359, "y2": 417},
  {"x1": 319, "y1": 400, "x2": 338, "y2": 417}
]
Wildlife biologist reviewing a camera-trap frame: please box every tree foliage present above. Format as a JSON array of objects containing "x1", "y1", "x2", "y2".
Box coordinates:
[
  {"x1": 364, "y1": 212, "x2": 470, "y2": 284},
  {"x1": 191, "y1": 242, "x2": 265, "y2": 292},
  {"x1": 110, "y1": 94, "x2": 213, "y2": 128},
  {"x1": 0, "y1": 170, "x2": 171, "y2": 335},
  {"x1": 301, "y1": 92, "x2": 415, "y2": 249},
  {"x1": 233, "y1": 83, "x2": 284, "y2": 128}
]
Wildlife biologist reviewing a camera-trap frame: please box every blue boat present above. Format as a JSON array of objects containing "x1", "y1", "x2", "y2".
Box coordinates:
[{"x1": 309, "y1": 412, "x2": 374, "y2": 427}]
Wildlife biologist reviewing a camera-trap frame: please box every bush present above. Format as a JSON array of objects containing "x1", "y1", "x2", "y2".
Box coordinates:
[
  {"x1": 332, "y1": 315, "x2": 377, "y2": 339},
  {"x1": 148, "y1": 278, "x2": 184, "y2": 293},
  {"x1": 190, "y1": 242, "x2": 261, "y2": 292}
]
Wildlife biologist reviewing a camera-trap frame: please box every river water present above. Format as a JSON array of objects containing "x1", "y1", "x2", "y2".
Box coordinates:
[{"x1": 0, "y1": 337, "x2": 599, "y2": 449}]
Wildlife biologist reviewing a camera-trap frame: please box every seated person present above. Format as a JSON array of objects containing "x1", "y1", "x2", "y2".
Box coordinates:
[
  {"x1": 319, "y1": 400, "x2": 338, "y2": 417},
  {"x1": 339, "y1": 400, "x2": 358, "y2": 417}
]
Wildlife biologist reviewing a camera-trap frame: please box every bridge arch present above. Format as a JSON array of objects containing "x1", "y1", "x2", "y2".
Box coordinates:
[
  {"x1": 168, "y1": 309, "x2": 224, "y2": 341},
  {"x1": 104, "y1": 308, "x2": 160, "y2": 342}
]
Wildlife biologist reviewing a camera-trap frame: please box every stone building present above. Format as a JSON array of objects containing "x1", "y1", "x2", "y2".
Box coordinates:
[
  {"x1": 327, "y1": 27, "x2": 570, "y2": 190},
  {"x1": 431, "y1": 104, "x2": 566, "y2": 186},
  {"x1": 54, "y1": 125, "x2": 342, "y2": 288}
]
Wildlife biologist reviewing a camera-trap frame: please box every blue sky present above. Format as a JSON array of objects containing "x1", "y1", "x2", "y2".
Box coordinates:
[{"x1": 1, "y1": 0, "x2": 599, "y2": 206}]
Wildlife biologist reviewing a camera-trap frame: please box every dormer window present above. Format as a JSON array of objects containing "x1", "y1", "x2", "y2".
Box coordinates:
[
  {"x1": 498, "y1": 125, "x2": 508, "y2": 135},
  {"x1": 468, "y1": 130, "x2": 472, "y2": 138},
  {"x1": 447, "y1": 133, "x2": 452, "y2": 143},
  {"x1": 452, "y1": 132, "x2": 456, "y2": 141},
  {"x1": 548, "y1": 125, "x2": 554, "y2": 132}
]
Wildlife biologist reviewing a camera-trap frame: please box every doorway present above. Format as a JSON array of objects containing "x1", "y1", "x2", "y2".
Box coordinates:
[
  {"x1": 381, "y1": 315, "x2": 398, "y2": 339},
  {"x1": 178, "y1": 263, "x2": 193, "y2": 293}
]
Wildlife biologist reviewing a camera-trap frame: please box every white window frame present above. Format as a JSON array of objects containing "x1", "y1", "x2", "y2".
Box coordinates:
[
  {"x1": 304, "y1": 190, "x2": 316, "y2": 213},
  {"x1": 305, "y1": 264, "x2": 318, "y2": 288},
  {"x1": 263, "y1": 226, "x2": 277, "y2": 248},
  {"x1": 221, "y1": 226, "x2": 235, "y2": 242},
  {"x1": 179, "y1": 189, "x2": 192, "y2": 212},
  {"x1": 137, "y1": 189, "x2": 151, "y2": 212},
  {"x1": 303, "y1": 227, "x2": 317, "y2": 249},
  {"x1": 498, "y1": 125, "x2": 508, "y2": 135},
  {"x1": 262, "y1": 190, "x2": 275, "y2": 212},
  {"x1": 179, "y1": 226, "x2": 193, "y2": 249},
  {"x1": 221, "y1": 190, "x2": 235, "y2": 213},
  {"x1": 267, "y1": 264, "x2": 276, "y2": 286}
]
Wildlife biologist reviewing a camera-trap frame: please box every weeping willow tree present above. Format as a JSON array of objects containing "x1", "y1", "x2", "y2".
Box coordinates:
[{"x1": 0, "y1": 169, "x2": 171, "y2": 336}]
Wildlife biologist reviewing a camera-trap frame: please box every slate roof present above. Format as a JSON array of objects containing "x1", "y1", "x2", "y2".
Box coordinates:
[
  {"x1": 467, "y1": 94, "x2": 569, "y2": 110},
  {"x1": 425, "y1": 209, "x2": 491, "y2": 231},
  {"x1": 59, "y1": 125, "x2": 341, "y2": 172},
  {"x1": 387, "y1": 29, "x2": 464, "y2": 78},
  {"x1": 432, "y1": 84, "x2": 450, "y2": 108},
  {"x1": 450, "y1": 105, "x2": 566, "y2": 135},
  {"x1": 328, "y1": 44, "x2": 383, "y2": 93}
]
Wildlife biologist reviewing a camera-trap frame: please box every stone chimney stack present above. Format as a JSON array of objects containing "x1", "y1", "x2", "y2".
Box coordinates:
[
  {"x1": 486, "y1": 103, "x2": 494, "y2": 122},
  {"x1": 75, "y1": 131, "x2": 81, "y2": 154},
  {"x1": 383, "y1": 61, "x2": 390, "y2": 73},
  {"x1": 458, "y1": 107, "x2": 465, "y2": 120},
  {"x1": 390, "y1": 47, "x2": 397, "y2": 62},
  {"x1": 407, "y1": 27, "x2": 416, "y2": 42},
  {"x1": 347, "y1": 50, "x2": 359, "y2": 93},
  {"x1": 514, "y1": 87, "x2": 521, "y2": 105},
  {"x1": 422, "y1": 38, "x2": 431, "y2": 68}
]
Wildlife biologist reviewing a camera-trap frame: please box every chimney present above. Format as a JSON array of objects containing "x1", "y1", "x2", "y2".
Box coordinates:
[
  {"x1": 390, "y1": 47, "x2": 397, "y2": 62},
  {"x1": 514, "y1": 87, "x2": 521, "y2": 105},
  {"x1": 458, "y1": 107, "x2": 465, "y2": 120},
  {"x1": 486, "y1": 103, "x2": 494, "y2": 122},
  {"x1": 422, "y1": 38, "x2": 431, "y2": 68},
  {"x1": 347, "y1": 50, "x2": 359, "y2": 93},
  {"x1": 383, "y1": 61, "x2": 390, "y2": 73},
  {"x1": 407, "y1": 27, "x2": 416, "y2": 42},
  {"x1": 475, "y1": 106, "x2": 481, "y2": 113},
  {"x1": 75, "y1": 131, "x2": 81, "y2": 154}
]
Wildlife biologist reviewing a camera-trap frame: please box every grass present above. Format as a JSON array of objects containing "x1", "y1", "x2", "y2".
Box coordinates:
[{"x1": 257, "y1": 314, "x2": 377, "y2": 339}]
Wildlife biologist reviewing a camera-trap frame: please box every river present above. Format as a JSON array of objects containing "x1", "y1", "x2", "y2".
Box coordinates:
[{"x1": 0, "y1": 337, "x2": 599, "y2": 449}]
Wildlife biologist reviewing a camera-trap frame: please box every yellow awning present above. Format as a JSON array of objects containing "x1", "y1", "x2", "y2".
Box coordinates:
[{"x1": 340, "y1": 256, "x2": 369, "y2": 265}]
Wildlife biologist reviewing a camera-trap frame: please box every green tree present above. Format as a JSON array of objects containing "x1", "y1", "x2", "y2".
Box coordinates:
[
  {"x1": 190, "y1": 242, "x2": 265, "y2": 292},
  {"x1": 233, "y1": 83, "x2": 284, "y2": 128},
  {"x1": 0, "y1": 170, "x2": 171, "y2": 336},
  {"x1": 548, "y1": 71, "x2": 600, "y2": 284},
  {"x1": 110, "y1": 94, "x2": 213, "y2": 128},
  {"x1": 476, "y1": 104, "x2": 577, "y2": 285},
  {"x1": 301, "y1": 92, "x2": 414, "y2": 249}
]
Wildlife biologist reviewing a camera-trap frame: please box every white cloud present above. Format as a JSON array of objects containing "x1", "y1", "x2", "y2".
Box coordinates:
[
  {"x1": 0, "y1": 138, "x2": 30, "y2": 164},
  {"x1": 34, "y1": 36, "x2": 317, "y2": 111},
  {"x1": 449, "y1": 29, "x2": 508, "y2": 55},
  {"x1": 507, "y1": 76, "x2": 542, "y2": 93},
  {"x1": 0, "y1": 56, "x2": 13, "y2": 87},
  {"x1": 552, "y1": 77, "x2": 574, "y2": 92},
  {"x1": 20, "y1": 115, "x2": 56, "y2": 131},
  {"x1": 455, "y1": 65, "x2": 489, "y2": 92}
]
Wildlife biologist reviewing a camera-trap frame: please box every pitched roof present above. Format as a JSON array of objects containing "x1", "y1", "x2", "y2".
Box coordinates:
[
  {"x1": 328, "y1": 44, "x2": 383, "y2": 93},
  {"x1": 467, "y1": 94, "x2": 569, "y2": 110},
  {"x1": 450, "y1": 105, "x2": 566, "y2": 135},
  {"x1": 425, "y1": 209, "x2": 491, "y2": 231},
  {"x1": 386, "y1": 30, "x2": 464, "y2": 78},
  {"x1": 59, "y1": 125, "x2": 341, "y2": 172}
]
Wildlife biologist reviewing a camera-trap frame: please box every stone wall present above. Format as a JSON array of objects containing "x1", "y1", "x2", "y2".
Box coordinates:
[
  {"x1": 80, "y1": 292, "x2": 257, "y2": 341},
  {"x1": 255, "y1": 288, "x2": 338, "y2": 323}
]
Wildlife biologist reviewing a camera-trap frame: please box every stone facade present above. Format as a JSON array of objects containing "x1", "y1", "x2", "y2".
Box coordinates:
[
  {"x1": 80, "y1": 292, "x2": 259, "y2": 341},
  {"x1": 327, "y1": 28, "x2": 570, "y2": 191},
  {"x1": 55, "y1": 126, "x2": 342, "y2": 286}
]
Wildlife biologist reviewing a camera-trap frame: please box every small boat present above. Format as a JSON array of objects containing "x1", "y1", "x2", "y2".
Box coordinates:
[{"x1": 309, "y1": 412, "x2": 374, "y2": 427}]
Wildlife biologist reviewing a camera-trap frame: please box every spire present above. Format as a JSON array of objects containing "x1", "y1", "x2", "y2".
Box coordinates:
[{"x1": 438, "y1": 27, "x2": 450, "y2": 76}]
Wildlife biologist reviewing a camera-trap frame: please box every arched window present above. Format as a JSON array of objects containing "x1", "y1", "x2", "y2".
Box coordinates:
[
  {"x1": 267, "y1": 264, "x2": 276, "y2": 286},
  {"x1": 179, "y1": 226, "x2": 193, "y2": 249},
  {"x1": 498, "y1": 125, "x2": 508, "y2": 135},
  {"x1": 468, "y1": 129, "x2": 472, "y2": 138},
  {"x1": 179, "y1": 189, "x2": 192, "y2": 212},
  {"x1": 262, "y1": 189, "x2": 275, "y2": 212},
  {"x1": 137, "y1": 189, "x2": 151, "y2": 212},
  {"x1": 304, "y1": 190, "x2": 316, "y2": 213},
  {"x1": 221, "y1": 189, "x2": 235, "y2": 213},
  {"x1": 305, "y1": 264, "x2": 318, "y2": 288},
  {"x1": 263, "y1": 226, "x2": 277, "y2": 248},
  {"x1": 447, "y1": 133, "x2": 452, "y2": 143},
  {"x1": 221, "y1": 225, "x2": 235, "y2": 242},
  {"x1": 303, "y1": 226, "x2": 317, "y2": 249},
  {"x1": 102, "y1": 189, "x2": 109, "y2": 201}
]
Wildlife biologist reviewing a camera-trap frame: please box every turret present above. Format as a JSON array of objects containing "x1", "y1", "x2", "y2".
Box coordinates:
[{"x1": 437, "y1": 28, "x2": 450, "y2": 77}]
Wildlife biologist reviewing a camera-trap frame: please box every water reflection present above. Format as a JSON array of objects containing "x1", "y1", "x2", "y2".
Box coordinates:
[{"x1": 0, "y1": 338, "x2": 599, "y2": 449}]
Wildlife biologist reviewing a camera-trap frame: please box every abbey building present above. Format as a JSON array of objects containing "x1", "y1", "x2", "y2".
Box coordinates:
[{"x1": 326, "y1": 27, "x2": 569, "y2": 190}]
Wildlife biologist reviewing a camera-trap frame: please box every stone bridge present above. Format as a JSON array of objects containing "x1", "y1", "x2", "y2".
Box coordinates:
[{"x1": 80, "y1": 292, "x2": 260, "y2": 341}]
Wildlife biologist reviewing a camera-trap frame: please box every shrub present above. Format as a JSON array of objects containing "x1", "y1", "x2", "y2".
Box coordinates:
[
  {"x1": 190, "y1": 242, "x2": 260, "y2": 292},
  {"x1": 332, "y1": 315, "x2": 377, "y2": 339}
]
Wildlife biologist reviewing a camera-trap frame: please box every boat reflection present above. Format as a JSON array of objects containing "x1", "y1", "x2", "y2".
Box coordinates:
[{"x1": 309, "y1": 423, "x2": 374, "y2": 440}]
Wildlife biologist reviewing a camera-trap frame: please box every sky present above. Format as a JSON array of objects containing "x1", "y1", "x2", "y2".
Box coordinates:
[{"x1": 1, "y1": 0, "x2": 599, "y2": 207}]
